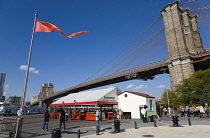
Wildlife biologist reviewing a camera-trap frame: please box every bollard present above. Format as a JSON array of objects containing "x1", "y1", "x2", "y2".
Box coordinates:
[
  {"x1": 114, "y1": 120, "x2": 120, "y2": 133},
  {"x1": 154, "y1": 120, "x2": 157, "y2": 127},
  {"x1": 77, "y1": 129, "x2": 80, "y2": 138},
  {"x1": 51, "y1": 129, "x2": 61, "y2": 138},
  {"x1": 96, "y1": 126, "x2": 99, "y2": 135},
  {"x1": 188, "y1": 118, "x2": 191, "y2": 126},
  {"x1": 171, "y1": 116, "x2": 179, "y2": 127},
  {"x1": 134, "y1": 121, "x2": 138, "y2": 129}
]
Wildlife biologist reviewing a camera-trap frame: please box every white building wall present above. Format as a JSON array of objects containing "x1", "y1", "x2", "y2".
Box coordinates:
[{"x1": 118, "y1": 92, "x2": 147, "y2": 119}]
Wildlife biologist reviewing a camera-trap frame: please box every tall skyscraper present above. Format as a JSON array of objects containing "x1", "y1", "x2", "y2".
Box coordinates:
[{"x1": 0, "y1": 73, "x2": 6, "y2": 102}]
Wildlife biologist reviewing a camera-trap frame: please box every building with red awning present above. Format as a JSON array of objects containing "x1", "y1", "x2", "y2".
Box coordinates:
[{"x1": 50, "y1": 87, "x2": 121, "y2": 107}]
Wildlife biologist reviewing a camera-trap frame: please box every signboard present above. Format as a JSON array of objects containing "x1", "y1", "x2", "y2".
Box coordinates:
[{"x1": 103, "y1": 96, "x2": 116, "y2": 102}]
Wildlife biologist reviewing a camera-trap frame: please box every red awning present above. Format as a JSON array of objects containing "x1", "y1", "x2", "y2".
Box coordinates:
[{"x1": 50, "y1": 101, "x2": 118, "y2": 106}]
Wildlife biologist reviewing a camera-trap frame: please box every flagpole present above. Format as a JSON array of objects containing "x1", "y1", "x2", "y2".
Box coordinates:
[{"x1": 20, "y1": 12, "x2": 38, "y2": 116}]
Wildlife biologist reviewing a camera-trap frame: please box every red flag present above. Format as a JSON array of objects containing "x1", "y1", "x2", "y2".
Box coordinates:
[
  {"x1": 35, "y1": 21, "x2": 90, "y2": 38},
  {"x1": 68, "y1": 31, "x2": 90, "y2": 38}
]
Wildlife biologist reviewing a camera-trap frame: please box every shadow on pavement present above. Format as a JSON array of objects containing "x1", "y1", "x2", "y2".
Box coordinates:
[{"x1": 108, "y1": 129, "x2": 126, "y2": 134}]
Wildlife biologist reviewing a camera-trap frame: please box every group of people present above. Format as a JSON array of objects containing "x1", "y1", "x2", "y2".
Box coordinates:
[
  {"x1": 41, "y1": 108, "x2": 101, "y2": 132},
  {"x1": 158, "y1": 105, "x2": 210, "y2": 118},
  {"x1": 42, "y1": 108, "x2": 67, "y2": 131},
  {"x1": 116, "y1": 109, "x2": 123, "y2": 119},
  {"x1": 140, "y1": 105, "x2": 152, "y2": 123}
]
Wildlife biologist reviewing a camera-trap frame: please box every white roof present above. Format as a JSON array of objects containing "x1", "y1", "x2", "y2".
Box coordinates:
[{"x1": 51, "y1": 87, "x2": 121, "y2": 105}]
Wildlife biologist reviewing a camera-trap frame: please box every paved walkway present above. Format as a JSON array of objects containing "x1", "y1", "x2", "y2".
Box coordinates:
[
  {"x1": 34, "y1": 117, "x2": 210, "y2": 138},
  {"x1": 82, "y1": 125, "x2": 210, "y2": 138}
]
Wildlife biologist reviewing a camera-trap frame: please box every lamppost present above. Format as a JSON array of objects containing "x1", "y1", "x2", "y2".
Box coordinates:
[
  {"x1": 164, "y1": 83, "x2": 170, "y2": 106},
  {"x1": 163, "y1": 69, "x2": 170, "y2": 107}
]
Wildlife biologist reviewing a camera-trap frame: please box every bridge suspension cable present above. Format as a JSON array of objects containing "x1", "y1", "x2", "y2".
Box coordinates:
[
  {"x1": 180, "y1": 0, "x2": 202, "y2": 6},
  {"x1": 189, "y1": 6, "x2": 210, "y2": 13},
  {"x1": 198, "y1": 15, "x2": 210, "y2": 19},
  {"x1": 115, "y1": 33, "x2": 166, "y2": 73},
  {"x1": 84, "y1": 0, "x2": 210, "y2": 83},
  {"x1": 82, "y1": 16, "x2": 163, "y2": 83},
  {"x1": 96, "y1": 18, "x2": 165, "y2": 79},
  {"x1": 99, "y1": 27, "x2": 165, "y2": 77}
]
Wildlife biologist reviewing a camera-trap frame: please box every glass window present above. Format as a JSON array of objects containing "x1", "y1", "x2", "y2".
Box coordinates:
[{"x1": 149, "y1": 100, "x2": 154, "y2": 111}]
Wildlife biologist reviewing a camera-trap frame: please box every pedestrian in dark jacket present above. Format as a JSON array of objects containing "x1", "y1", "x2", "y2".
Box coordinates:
[
  {"x1": 59, "y1": 108, "x2": 66, "y2": 130},
  {"x1": 42, "y1": 110, "x2": 50, "y2": 131}
]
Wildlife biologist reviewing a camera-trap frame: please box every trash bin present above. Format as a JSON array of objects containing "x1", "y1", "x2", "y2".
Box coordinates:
[
  {"x1": 51, "y1": 129, "x2": 61, "y2": 138},
  {"x1": 114, "y1": 120, "x2": 120, "y2": 133},
  {"x1": 171, "y1": 116, "x2": 179, "y2": 127}
]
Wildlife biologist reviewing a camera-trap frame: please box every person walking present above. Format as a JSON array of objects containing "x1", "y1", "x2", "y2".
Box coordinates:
[
  {"x1": 42, "y1": 110, "x2": 50, "y2": 131},
  {"x1": 163, "y1": 107, "x2": 167, "y2": 117},
  {"x1": 141, "y1": 106, "x2": 147, "y2": 123},
  {"x1": 204, "y1": 105, "x2": 209, "y2": 118},
  {"x1": 180, "y1": 106, "x2": 185, "y2": 117},
  {"x1": 192, "y1": 105, "x2": 197, "y2": 117},
  {"x1": 95, "y1": 109, "x2": 100, "y2": 131},
  {"x1": 59, "y1": 108, "x2": 66, "y2": 130},
  {"x1": 17, "y1": 109, "x2": 22, "y2": 117},
  {"x1": 195, "y1": 105, "x2": 200, "y2": 118},
  {"x1": 199, "y1": 105, "x2": 205, "y2": 118},
  {"x1": 168, "y1": 107, "x2": 171, "y2": 117}
]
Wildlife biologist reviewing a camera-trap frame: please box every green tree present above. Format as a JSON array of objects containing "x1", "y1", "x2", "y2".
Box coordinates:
[
  {"x1": 175, "y1": 68, "x2": 210, "y2": 106},
  {"x1": 160, "y1": 90, "x2": 178, "y2": 107}
]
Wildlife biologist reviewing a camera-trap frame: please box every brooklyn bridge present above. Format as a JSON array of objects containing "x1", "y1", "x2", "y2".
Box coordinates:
[{"x1": 31, "y1": 0, "x2": 210, "y2": 107}]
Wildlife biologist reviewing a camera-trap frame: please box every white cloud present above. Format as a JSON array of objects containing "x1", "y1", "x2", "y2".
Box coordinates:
[
  {"x1": 3, "y1": 92, "x2": 7, "y2": 95},
  {"x1": 33, "y1": 70, "x2": 39, "y2": 74},
  {"x1": 126, "y1": 85, "x2": 134, "y2": 89},
  {"x1": 20, "y1": 65, "x2": 39, "y2": 74},
  {"x1": 4, "y1": 84, "x2": 9, "y2": 89},
  {"x1": 154, "y1": 75, "x2": 158, "y2": 79},
  {"x1": 107, "y1": 86, "x2": 115, "y2": 89},
  {"x1": 156, "y1": 85, "x2": 165, "y2": 88},
  {"x1": 133, "y1": 85, "x2": 148, "y2": 90}
]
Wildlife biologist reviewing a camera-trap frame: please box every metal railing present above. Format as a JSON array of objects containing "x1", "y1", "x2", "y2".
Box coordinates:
[{"x1": 0, "y1": 116, "x2": 17, "y2": 138}]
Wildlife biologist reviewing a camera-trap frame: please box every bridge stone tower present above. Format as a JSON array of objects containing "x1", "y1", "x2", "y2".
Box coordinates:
[
  {"x1": 161, "y1": 1, "x2": 204, "y2": 91},
  {"x1": 38, "y1": 82, "x2": 55, "y2": 107}
]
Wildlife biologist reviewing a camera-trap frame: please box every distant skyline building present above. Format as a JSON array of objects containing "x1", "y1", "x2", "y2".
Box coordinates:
[
  {"x1": 31, "y1": 95, "x2": 38, "y2": 104},
  {"x1": 38, "y1": 82, "x2": 55, "y2": 107},
  {"x1": 5, "y1": 96, "x2": 22, "y2": 105},
  {"x1": 0, "y1": 73, "x2": 6, "y2": 102}
]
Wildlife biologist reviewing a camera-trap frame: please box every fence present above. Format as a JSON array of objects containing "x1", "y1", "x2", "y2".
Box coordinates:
[{"x1": 0, "y1": 115, "x2": 17, "y2": 138}]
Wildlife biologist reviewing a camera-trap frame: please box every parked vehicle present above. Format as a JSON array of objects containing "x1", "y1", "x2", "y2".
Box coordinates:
[{"x1": 0, "y1": 102, "x2": 46, "y2": 115}]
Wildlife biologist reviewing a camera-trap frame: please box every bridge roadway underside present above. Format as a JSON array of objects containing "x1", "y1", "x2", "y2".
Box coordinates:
[
  {"x1": 47, "y1": 64, "x2": 168, "y2": 101},
  {"x1": 31, "y1": 54, "x2": 210, "y2": 107},
  {"x1": 31, "y1": 63, "x2": 168, "y2": 106},
  {"x1": 193, "y1": 57, "x2": 210, "y2": 71}
]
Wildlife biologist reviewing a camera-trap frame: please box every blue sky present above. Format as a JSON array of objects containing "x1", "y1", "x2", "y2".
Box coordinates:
[{"x1": 1, "y1": 0, "x2": 205, "y2": 101}]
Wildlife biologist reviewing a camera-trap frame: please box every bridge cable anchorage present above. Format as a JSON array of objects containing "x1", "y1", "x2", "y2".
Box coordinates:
[
  {"x1": 98, "y1": 26, "x2": 165, "y2": 78},
  {"x1": 81, "y1": 16, "x2": 162, "y2": 83}
]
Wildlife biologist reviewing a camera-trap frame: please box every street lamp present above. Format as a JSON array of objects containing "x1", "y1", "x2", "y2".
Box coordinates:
[{"x1": 163, "y1": 69, "x2": 170, "y2": 107}]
